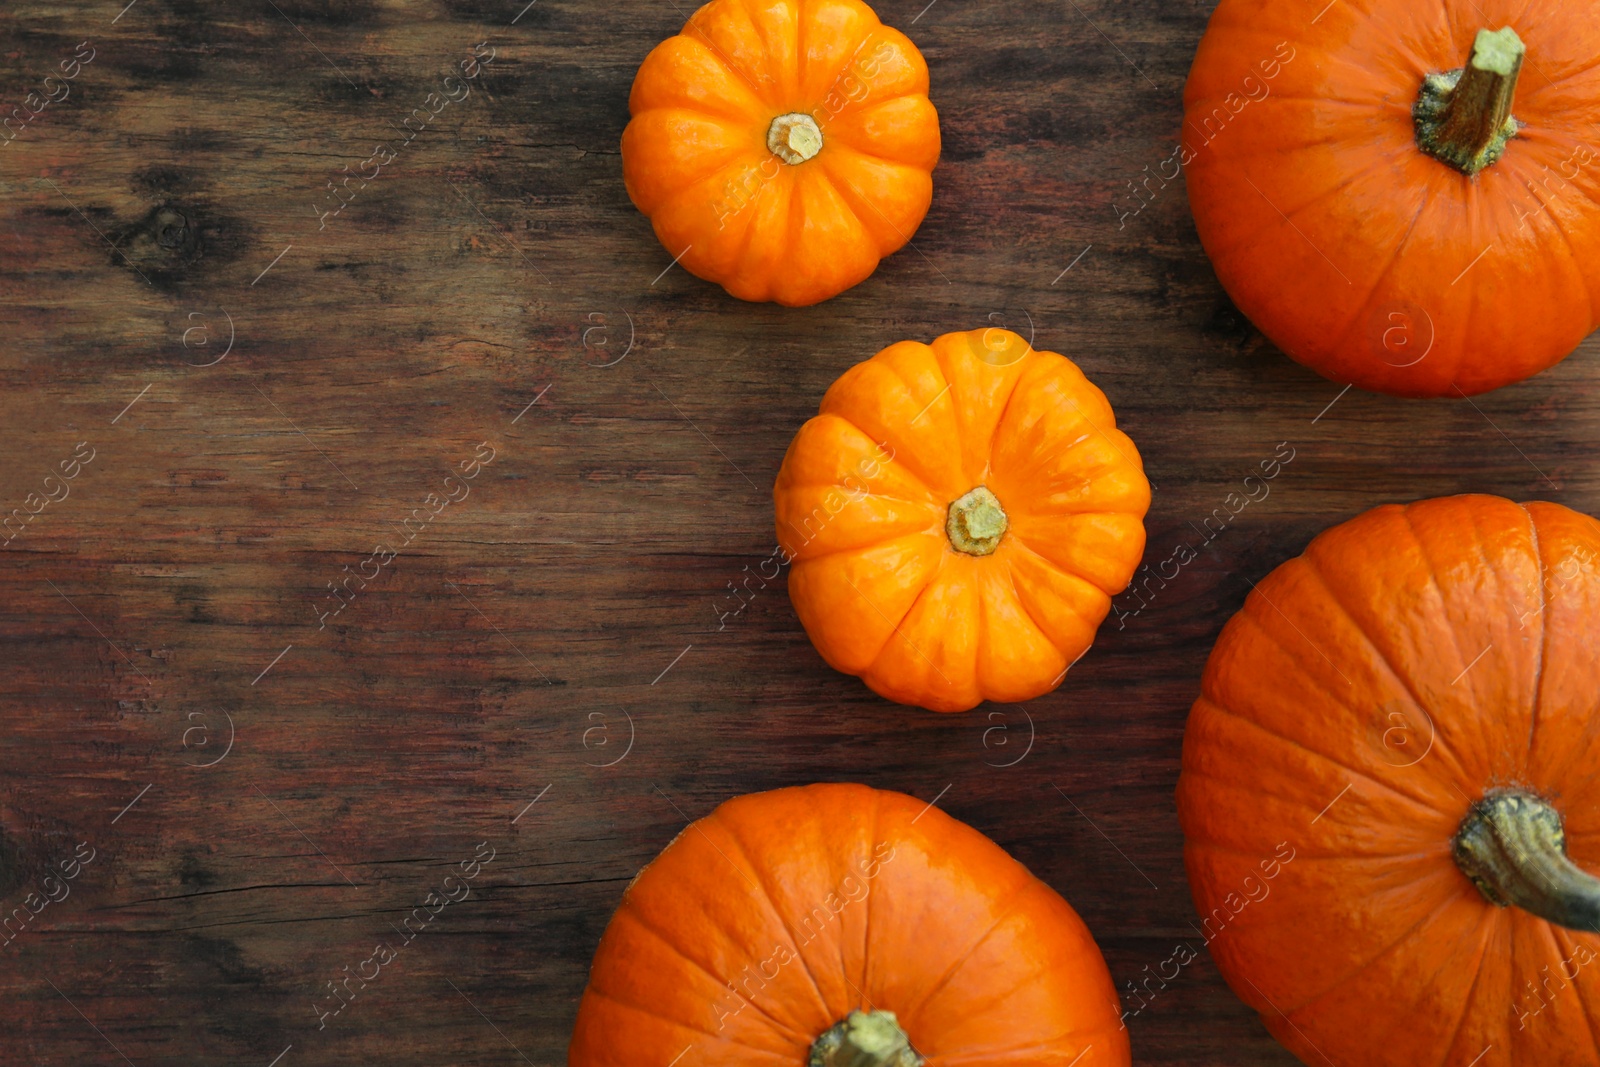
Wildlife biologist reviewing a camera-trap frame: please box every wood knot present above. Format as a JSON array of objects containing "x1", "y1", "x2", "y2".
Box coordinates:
[
  {"x1": 154, "y1": 207, "x2": 191, "y2": 250},
  {"x1": 110, "y1": 203, "x2": 205, "y2": 284}
]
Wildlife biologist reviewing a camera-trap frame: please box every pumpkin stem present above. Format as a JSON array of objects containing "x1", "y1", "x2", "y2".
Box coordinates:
[
  {"x1": 947, "y1": 486, "x2": 1008, "y2": 556},
  {"x1": 1453, "y1": 790, "x2": 1600, "y2": 932},
  {"x1": 809, "y1": 1010, "x2": 924, "y2": 1067},
  {"x1": 1414, "y1": 27, "x2": 1524, "y2": 176},
  {"x1": 768, "y1": 112, "x2": 823, "y2": 165}
]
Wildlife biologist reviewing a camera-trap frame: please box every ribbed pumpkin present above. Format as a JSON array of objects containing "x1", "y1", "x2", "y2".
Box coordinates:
[
  {"x1": 1179, "y1": 495, "x2": 1600, "y2": 1066},
  {"x1": 569, "y1": 783, "x2": 1130, "y2": 1067},
  {"x1": 1185, "y1": 4, "x2": 1600, "y2": 396},
  {"x1": 774, "y1": 328, "x2": 1150, "y2": 713},
  {"x1": 621, "y1": 0, "x2": 940, "y2": 306}
]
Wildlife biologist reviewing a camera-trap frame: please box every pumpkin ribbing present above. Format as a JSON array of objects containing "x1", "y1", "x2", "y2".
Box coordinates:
[
  {"x1": 1176, "y1": 495, "x2": 1600, "y2": 1067},
  {"x1": 774, "y1": 328, "x2": 1150, "y2": 712},
  {"x1": 620, "y1": 0, "x2": 941, "y2": 306},
  {"x1": 1453, "y1": 790, "x2": 1600, "y2": 932},
  {"x1": 567, "y1": 783, "x2": 1131, "y2": 1067},
  {"x1": 1184, "y1": 3, "x2": 1600, "y2": 397}
]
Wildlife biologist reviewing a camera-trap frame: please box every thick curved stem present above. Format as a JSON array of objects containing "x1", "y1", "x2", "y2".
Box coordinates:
[
  {"x1": 809, "y1": 1010, "x2": 924, "y2": 1067},
  {"x1": 1414, "y1": 27, "x2": 1524, "y2": 175},
  {"x1": 1453, "y1": 790, "x2": 1600, "y2": 932}
]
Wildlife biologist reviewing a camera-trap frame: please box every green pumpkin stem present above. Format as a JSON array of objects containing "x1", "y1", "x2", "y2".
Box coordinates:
[
  {"x1": 809, "y1": 1010, "x2": 924, "y2": 1067},
  {"x1": 1453, "y1": 790, "x2": 1600, "y2": 932},
  {"x1": 1414, "y1": 26, "x2": 1525, "y2": 175},
  {"x1": 768, "y1": 112, "x2": 823, "y2": 165},
  {"x1": 947, "y1": 486, "x2": 1008, "y2": 556}
]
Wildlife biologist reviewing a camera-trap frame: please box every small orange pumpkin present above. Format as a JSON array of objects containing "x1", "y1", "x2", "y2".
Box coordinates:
[
  {"x1": 1178, "y1": 495, "x2": 1600, "y2": 1066},
  {"x1": 568, "y1": 783, "x2": 1129, "y2": 1067},
  {"x1": 621, "y1": 0, "x2": 940, "y2": 306},
  {"x1": 774, "y1": 328, "x2": 1150, "y2": 712},
  {"x1": 1185, "y1": 5, "x2": 1600, "y2": 396}
]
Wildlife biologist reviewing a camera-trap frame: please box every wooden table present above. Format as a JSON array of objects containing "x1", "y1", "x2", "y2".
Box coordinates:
[{"x1": 2, "y1": 1, "x2": 1594, "y2": 1064}]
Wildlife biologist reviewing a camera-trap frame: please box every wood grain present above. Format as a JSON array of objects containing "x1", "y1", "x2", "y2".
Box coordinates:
[{"x1": 2, "y1": 0, "x2": 1597, "y2": 1064}]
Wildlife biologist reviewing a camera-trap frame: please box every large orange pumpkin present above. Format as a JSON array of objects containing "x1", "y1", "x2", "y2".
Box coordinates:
[
  {"x1": 773, "y1": 327, "x2": 1150, "y2": 713},
  {"x1": 1178, "y1": 495, "x2": 1600, "y2": 1066},
  {"x1": 1185, "y1": 5, "x2": 1600, "y2": 396},
  {"x1": 568, "y1": 783, "x2": 1129, "y2": 1067},
  {"x1": 621, "y1": 0, "x2": 940, "y2": 306}
]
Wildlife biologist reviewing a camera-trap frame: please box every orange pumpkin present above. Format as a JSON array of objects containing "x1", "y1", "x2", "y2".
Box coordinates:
[
  {"x1": 773, "y1": 328, "x2": 1150, "y2": 713},
  {"x1": 621, "y1": 0, "x2": 940, "y2": 307},
  {"x1": 1185, "y1": 6, "x2": 1600, "y2": 396},
  {"x1": 568, "y1": 783, "x2": 1129, "y2": 1067},
  {"x1": 1178, "y1": 495, "x2": 1600, "y2": 1067}
]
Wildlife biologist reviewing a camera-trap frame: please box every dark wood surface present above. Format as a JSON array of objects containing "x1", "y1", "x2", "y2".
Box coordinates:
[{"x1": 3, "y1": 1, "x2": 1597, "y2": 1064}]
